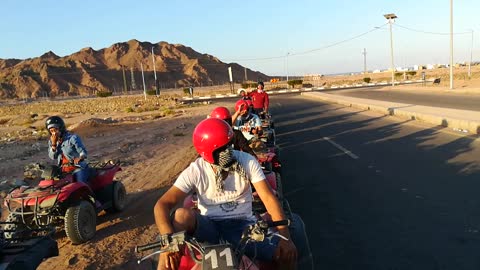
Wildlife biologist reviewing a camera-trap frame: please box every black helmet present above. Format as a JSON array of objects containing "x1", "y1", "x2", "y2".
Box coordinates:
[
  {"x1": 45, "y1": 116, "x2": 66, "y2": 133},
  {"x1": 257, "y1": 81, "x2": 264, "y2": 87}
]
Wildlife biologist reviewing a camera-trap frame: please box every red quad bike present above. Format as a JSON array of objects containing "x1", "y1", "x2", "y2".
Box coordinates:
[
  {"x1": 136, "y1": 219, "x2": 291, "y2": 270},
  {"x1": 3, "y1": 160, "x2": 127, "y2": 245}
]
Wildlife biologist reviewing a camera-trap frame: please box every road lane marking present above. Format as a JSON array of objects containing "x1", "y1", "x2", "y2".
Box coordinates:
[{"x1": 323, "y1": 137, "x2": 359, "y2": 159}]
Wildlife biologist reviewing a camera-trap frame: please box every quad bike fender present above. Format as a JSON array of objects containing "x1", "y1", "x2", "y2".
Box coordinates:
[
  {"x1": 89, "y1": 166, "x2": 122, "y2": 191},
  {"x1": 59, "y1": 182, "x2": 94, "y2": 204}
]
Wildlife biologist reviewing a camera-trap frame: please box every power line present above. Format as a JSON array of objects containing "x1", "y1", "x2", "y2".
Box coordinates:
[
  {"x1": 394, "y1": 23, "x2": 471, "y2": 35},
  {"x1": 223, "y1": 24, "x2": 388, "y2": 62},
  {"x1": 291, "y1": 24, "x2": 387, "y2": 57}
]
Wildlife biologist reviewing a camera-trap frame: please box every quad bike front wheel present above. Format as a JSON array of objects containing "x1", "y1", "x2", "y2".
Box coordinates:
[
  {"x1": 4, "y1": 212, "x2": 31, "y2": 241},
  {"x1": 106, "y1": 180, "x2": 127, "y2": 213},
  {"x1": 65, "y1": 200, "x2": 96, "y2": 245}
]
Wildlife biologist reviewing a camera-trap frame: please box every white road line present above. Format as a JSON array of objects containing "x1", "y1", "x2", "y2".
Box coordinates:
[{"x1": 323, "y1": 137, "x2": 359, "y2": 159}]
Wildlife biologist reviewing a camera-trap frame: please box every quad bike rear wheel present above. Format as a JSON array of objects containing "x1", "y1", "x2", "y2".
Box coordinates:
[
  {"x1": 106, "y1": 180, "x2": 127, "y2": 213},
  {"x1": 65, "y1": 200, "x2": 96, "y2": 245}
]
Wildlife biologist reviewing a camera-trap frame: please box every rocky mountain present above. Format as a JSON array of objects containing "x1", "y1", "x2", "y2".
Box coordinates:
[{"x1": 0, "y1": 39, "x2": 269, "y2": 99}]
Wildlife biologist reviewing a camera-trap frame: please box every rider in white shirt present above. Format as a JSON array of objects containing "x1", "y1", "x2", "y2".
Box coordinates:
[{"x1": 153, "y1": 118, "x2": 297, "y2": 270}]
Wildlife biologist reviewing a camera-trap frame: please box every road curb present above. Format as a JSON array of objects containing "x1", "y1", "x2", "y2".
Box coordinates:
[
  {"x1": 181, "y1": 80, "x2": 433, "y2": 101},
  {"x1": 301, "y1": 92, "x2": 480, "y2": 135}
]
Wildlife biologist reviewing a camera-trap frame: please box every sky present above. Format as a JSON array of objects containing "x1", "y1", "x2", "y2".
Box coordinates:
[{"x1": 2, "y1": 0, "x2": 479, "y2": 76}]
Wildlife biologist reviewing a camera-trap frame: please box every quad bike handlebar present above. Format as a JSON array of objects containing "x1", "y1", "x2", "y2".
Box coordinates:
[{"x1": 135, "y1": 219, "x2": 290, "y2": 264}]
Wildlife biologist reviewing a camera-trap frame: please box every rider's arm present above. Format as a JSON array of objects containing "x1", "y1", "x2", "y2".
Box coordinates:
[
  {"x1": 252, "y1": 180, "x2": 291, "y2": 239},
  {"x1": 154, "y1": 186, "x2": 188, "y2": 235},
  {"x1": 232, "y1": 103, "x2": 245, "y2": 125},
  {"x1": 71, "y1": 134, "x2": 88, "y2": 160},
  {"x1": 264, "y1": 93, "x2": 269, "y2": 112}
]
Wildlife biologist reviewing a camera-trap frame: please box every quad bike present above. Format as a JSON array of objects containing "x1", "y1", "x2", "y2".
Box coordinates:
[
  {"x1": 258, "y1": 111, "x2": 274, "y2": 130},
  {"x1": 3, "y1": 160, "x2": 127, "y2": 245},
  {"x1": 136, "y1": 219, "x2": 291, "y2": 270},
  {"x1": 0, "y1": 212, "x2": 58, "y2": 269}
]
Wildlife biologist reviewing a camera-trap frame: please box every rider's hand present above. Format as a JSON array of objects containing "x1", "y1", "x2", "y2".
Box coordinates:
[
  {"x1": 158, "y1": 251, "x2": 182, "y2": 270},
  {"x1": 236, "y1": 104, "x2": 245, "y2": 114},
  {"x1": 73, "y1": 157, "x2": 82, "y2": 165},
  {"x1": 51, "y1": 133, "x2": 58, "y2": 144},
  {"x1": 274, "y1": 239, "x2": 297, "y2": 269}
]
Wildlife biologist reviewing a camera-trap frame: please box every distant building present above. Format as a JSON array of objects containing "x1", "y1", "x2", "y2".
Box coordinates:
[
  {"x1": 413, "y1": 65, "x2": 425, "y2": 71},
  {"x1": 303, "y1": 74, "x2": 324, "y2": 81}
]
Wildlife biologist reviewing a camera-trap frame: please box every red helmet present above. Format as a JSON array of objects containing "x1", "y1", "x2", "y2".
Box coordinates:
[
  {"x1": 193, "y1": 118, "x2": 234, "y2": 163},
  {"x1": 210, "y1": 107, "x2": 231, "y2": 121},
  {"x1": 235, "y1": 100, "x2": 249, "y2": 113}
]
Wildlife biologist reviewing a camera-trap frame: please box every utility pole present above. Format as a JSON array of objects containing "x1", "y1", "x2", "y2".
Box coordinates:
[
  {"x1": 152, "y1": 47, "x2": 159, "y2": 96},
  {"x1": 469, "y1": 29, "x2": 473, "y2": 79},
  {"x1": 130, "y1": 67, "x2": 136, "y2": 91},
  {"x1": 384, "y1": 13, "x2": 397, "y2": 87},
  {"x1": 449, "y1": 0, "x2": 454, "y2": 89},
  {"x1": 122, "y1": 66, "x2": 128, "y2": 94},
  {"x1": 244, "y1": 67, "x2": 248, "y2": 82},
  {"x1": 141, "y1": 62, "x2": 146, "y2": 101},
  {"x1": 362, "y1": 48, "x2": 367, "y2": 74},
  {"x1": 286, "y1": 52, "x2": 290, "y2": 83}
]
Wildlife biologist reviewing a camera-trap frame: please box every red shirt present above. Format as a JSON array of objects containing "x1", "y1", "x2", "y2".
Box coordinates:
[{"x1": 248, "y1": 90, "x2": 269, "y2": 110}]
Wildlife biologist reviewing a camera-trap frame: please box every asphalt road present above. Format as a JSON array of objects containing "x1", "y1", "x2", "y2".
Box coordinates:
[
  {"x1": 325, "y1": 87, "x2": 480, "y2": 112},
  {"x1": 271, "y1": 94, "x2": 480, "y2": 270}
]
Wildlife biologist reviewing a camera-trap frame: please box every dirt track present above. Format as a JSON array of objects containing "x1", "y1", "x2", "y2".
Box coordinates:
[{"x1": 0, "y1": 98, "x2": 229, "y2": 269}]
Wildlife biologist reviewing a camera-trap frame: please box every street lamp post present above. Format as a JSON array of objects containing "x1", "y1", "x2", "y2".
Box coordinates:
[
  {"x1": 450, "y1": 0, "x2": 454, "y2": 89},
  {"x1": 384, "y1": 13, "x2": 397, "y2": 87}
]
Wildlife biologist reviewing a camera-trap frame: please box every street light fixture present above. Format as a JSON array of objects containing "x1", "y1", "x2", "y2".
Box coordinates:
[{"x1": 384, "y1": 13, "x2": 397, "y2": 87}]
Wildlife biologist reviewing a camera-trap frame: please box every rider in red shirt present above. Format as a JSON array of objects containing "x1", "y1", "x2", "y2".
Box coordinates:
[{"x1": 248, "y1": 81, "x2": 269, "y2": 116}]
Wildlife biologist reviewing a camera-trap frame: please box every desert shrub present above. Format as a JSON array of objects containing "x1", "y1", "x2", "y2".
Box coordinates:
[
  {"x1": 0, "y1": 118, "x2": 11, "y2": 125},
  {"x1": 302, "y1": 83, "x2": 313, "y2": 88},
  {"x1": 363, "y1": 77, "x2": 371, "y2": 83},
  {"x1": 242, "y1": 83, "x2": 258, "y2": 88},
  {"x1": 406, "y1": 71, "x2": 417, "y2": 76},
  {"x1": 183, "y1": 87, "x2": 191, "y2": 95},
  {"x1": 162, "y1": 108, "x2": 175, "y2": 116},
  {"x1": 125, "y1": 107, "x2": 134, "y2": 113},
  {"x1": 96, "y1": 91, "x2": 113, "y2": 97},
  {"x1": 146, "y1": 90, "x2": 156, "y2": 96},
  {"x1": 287, "y1": 80, "x2": 303, "y2": 88},
  {"x1": 173, "y1": 132, "x2": 185, "y2": 137}
]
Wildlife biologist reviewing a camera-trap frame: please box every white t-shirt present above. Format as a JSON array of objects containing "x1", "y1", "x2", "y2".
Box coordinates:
[
  {"x1": 234, "y1": 113, "x2": 262, "y2": 141},
  {"x1": 174, "y1": 150, "x2": 265, "y2": 220}
]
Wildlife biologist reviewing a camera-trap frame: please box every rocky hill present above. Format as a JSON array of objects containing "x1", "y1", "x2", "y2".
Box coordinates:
[{"x1": 0, "y1": 39, "x2": 269, "y2": 99}]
